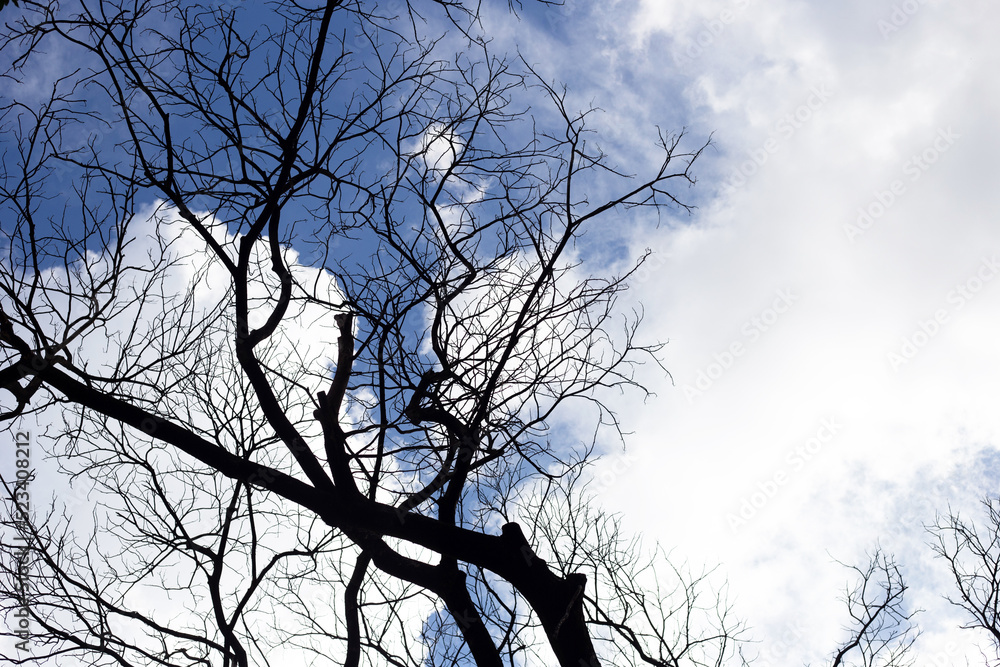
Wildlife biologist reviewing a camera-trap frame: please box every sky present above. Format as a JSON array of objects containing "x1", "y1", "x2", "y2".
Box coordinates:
[
  {"x1": 493, "y1": 0, "x2": 1000, "y2": 663},
  {"x1": 2, "y1": 0, "x2": 1000, "y2": 664}
]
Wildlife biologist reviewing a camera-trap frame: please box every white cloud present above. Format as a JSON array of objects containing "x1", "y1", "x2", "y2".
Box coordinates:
[
  {"x1": 414, "y1": 122, "x2": 463, "y2": 176},
  {"x1": 500, "y1": 0, "x2": 1000, "y2": 661},
  {"x1": 0, "y1": 203, "x2": 373, "y2": 661},
  {"x1": 4, "y1": 0, "x2": 999, "y2": 659}
]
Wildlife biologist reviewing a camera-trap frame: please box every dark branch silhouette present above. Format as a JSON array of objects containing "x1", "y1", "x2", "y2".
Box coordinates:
[
  {"x1": 929, "y1": 497, "x2": 1000, "y2": 662},
  {"x1": 827, "y1": 548, "x2": 919, "y2": 667},
  {"x1": 0, "y1": 0, "x2": 738, "y2": 665}
]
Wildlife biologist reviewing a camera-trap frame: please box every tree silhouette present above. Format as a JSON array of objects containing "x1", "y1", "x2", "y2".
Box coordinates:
[
  {"x1": 0, "y1": 0, "x2": 760, "y2": 665},
  {"x1": 828, "y1": 549, "x2": 919, "y2": 667},
  {"x1": 930, "y1": 497, "x2": 1000, "y2": 662}
]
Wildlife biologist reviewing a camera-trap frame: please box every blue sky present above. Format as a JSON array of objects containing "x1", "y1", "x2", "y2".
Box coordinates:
[
  {"x1": 484, "y1": 0, "x2": 1000, "y2": 662},
  {"x1": 3, "y1": 0, "x2": 1000, "y2": 663}
]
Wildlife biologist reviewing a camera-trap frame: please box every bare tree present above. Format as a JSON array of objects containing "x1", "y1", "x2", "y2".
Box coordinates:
[
  {"x1": 825, "y1": 549, "x2": 919, "y2": 667},
  {"x1": 929, "y1": 498, "x2": 1000, "y2": 662},
  {"x1": 0, "y1": 0, "x2": 750, "y2": 665},
  {"x1": 525, "y1": 466, "x2": 750, "y2": 667}
]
